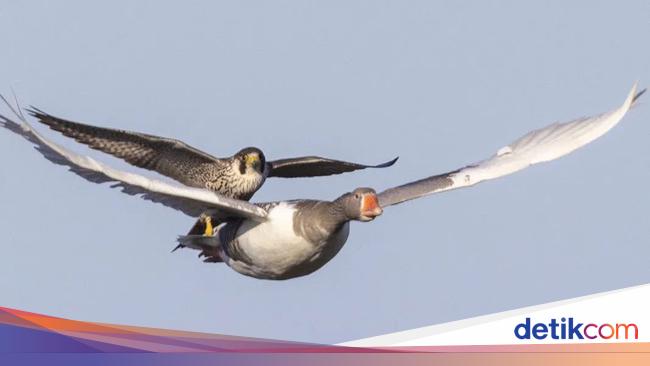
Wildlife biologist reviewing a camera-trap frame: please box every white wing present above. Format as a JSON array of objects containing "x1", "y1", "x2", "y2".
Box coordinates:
[
  {"x1": 379, "y1": 83, "x2": 645, "y2": 207},
  {"x1": 0, "y1": 100, "x2": 268, "y2": 221}
]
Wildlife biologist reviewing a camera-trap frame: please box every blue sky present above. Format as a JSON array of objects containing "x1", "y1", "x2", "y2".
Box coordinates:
[{"x1": 0, "y1": 1, "x2": 649, "y2": 343}]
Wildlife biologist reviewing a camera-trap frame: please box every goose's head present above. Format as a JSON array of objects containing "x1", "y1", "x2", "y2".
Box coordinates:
[{"x1": 337, "y1": 187, "x2": 383, "y2": 222}]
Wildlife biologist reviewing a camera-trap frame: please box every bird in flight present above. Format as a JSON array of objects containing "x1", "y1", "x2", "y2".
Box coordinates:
[
  {"x1": 0, "y1": 84, "x2": 644, "y2": 279},
  {"x1": 25, "y1": 108, "x2": 397, "y2": 238},
  {"x1": 26, "y1": 109, "x2": 397, "y2": 204}
]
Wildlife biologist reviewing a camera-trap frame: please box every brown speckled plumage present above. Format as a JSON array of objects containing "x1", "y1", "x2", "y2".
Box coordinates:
[
  {"x1": 27, "y1": 107, "x2": 397, "y2": 202},
  {"x1": 28, "y1": 108, "x2": 266, "y2": 200}
]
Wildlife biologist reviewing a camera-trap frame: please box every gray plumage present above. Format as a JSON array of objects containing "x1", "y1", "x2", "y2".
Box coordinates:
[
  {"x1": 178, "y1": 188, "x2": 380, "y2": 279},
  {"x1": 377, "y1": 172, "x2": 456, "y2": 207}
]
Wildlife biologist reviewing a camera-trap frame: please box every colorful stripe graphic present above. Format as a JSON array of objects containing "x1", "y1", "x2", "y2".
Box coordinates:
[
  {"x1": 0, "y1": 306, "x2": 339, "y2": 353},
  {"x1": 1, "y1": 306, "x2": 649, "y2": 365}
]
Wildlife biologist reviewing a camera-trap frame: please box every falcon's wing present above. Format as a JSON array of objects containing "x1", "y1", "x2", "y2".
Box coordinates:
[
  {"x1": 0, "y1": 100, "x2": 268, "y2": 221},
  {"x1": 267, "y1": 156, "x2": 398, "y2": 178},
  {"x1": 378, "y1": 84, "x2": 645, "y2": 208},
  {"x1": 26, "y1": 108, "x2": 224, "y2": 188}
]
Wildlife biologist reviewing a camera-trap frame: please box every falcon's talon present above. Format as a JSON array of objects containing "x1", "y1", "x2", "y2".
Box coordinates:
[{"x1": 203, "y1": 216, "x2": 214, "y2": 236}]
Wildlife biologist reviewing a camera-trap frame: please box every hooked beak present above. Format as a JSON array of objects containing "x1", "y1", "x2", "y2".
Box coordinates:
[
  {"x1": 245, "y1": 154, "x2": 261, "y2": 171},
  {"x1": 361, "y1": 194, "x2": 383, "y2": 220}
]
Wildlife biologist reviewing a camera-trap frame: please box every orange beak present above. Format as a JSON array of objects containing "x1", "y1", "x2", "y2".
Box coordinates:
[{"x1": 361, "y1": 194, "x2": 383, "y2": 218}]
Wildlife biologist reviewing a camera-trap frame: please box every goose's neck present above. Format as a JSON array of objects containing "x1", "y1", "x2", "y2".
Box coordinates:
[
  {"x1": 324, "y1": 201, "x2": 349, "y2": 232},
  {"x1": 293, "y1": 200, "x2": 349, "y2": 242}
]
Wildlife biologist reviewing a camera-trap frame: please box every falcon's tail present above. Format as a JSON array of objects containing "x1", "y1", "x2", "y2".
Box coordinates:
[{"x1": 175, "y1": 235, "x2": 224, "y2": 263}]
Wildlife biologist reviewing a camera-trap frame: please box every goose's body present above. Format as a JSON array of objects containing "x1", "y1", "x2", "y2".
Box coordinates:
[
  {"x1": 226, "y1": 202, "x2": 351, "y2": 279},
  {"x1": 0, "y1": 84, "x2": 644, "y2": 280},
  {"x1": 180, "y1": 200, "x2": 358, "y2": 279}
]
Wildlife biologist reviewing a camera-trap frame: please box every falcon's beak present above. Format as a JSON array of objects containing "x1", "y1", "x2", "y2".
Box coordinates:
[
  {"x1": 361, "y1": 193, "x2": 383, "y2": 220},
  {"x1": 245, "y1": 154, "x2": 261, "y2": 170}
]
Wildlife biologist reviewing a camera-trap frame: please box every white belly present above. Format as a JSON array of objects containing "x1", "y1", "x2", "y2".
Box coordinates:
[{"x1": 225, "y1": 203, "x2": 350, "y2": 279}]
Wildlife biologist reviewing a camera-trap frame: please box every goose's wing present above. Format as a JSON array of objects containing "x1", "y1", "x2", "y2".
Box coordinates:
[
  {"x1": 0, "y1": 101, "x2": 268, "y2": 221},
  {"x1": 26, "y1": 108, "x2": 226, "y2": 188},
  {"x1": 378, "y1": 84, "x2": 645, "y2": 208},
  {"x1": 267, "y1": 156, "x2": 398, "y2": 178}
]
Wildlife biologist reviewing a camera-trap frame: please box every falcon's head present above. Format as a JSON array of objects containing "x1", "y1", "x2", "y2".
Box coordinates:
[{"x1": 236, "y1": 147, "x2": 266, "y2": 175}]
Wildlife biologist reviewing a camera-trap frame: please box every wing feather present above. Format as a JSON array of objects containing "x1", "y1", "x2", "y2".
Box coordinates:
[
  {"x1": 0, "y1": 101, "x2": 268, "y2": 221},
  {"x1": 268, "y1": 156, "x2": 398, "y2": 178},
  {"x1": 26, "y1": 108, "x2": 224, "y2": 188},
  {"x1": 378, "y1": 84, "x2": 644, "y2": 207}
]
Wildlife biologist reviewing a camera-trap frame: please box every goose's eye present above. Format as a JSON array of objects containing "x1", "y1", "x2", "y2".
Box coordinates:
[{"x1": 354, "y1": 194, "x2": 360, "y2": 200}]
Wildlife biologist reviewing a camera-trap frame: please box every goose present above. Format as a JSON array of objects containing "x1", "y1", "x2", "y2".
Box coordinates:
[{"x1": 0, "y1": 84, "x2": 644, "y2": 280}]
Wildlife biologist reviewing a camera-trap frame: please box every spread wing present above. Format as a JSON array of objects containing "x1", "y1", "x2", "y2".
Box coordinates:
[
  {"x1": 0, "y1": 100, "x2": 268, "y2": 221},
  {"x1": 267, "y1": 156, "x2": 398, "y2": 178},
  {"x1": 378, "y1": 84, "x2": 645, "y2": 208},
  {"x1": 26, "y1": 108, "x2": 225, "y2": 189}
]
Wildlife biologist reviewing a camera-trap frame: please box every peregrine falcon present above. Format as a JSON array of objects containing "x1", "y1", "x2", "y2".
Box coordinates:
[{"x1": 27, "y1": 108, "x2": 397, "y2": 202}]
